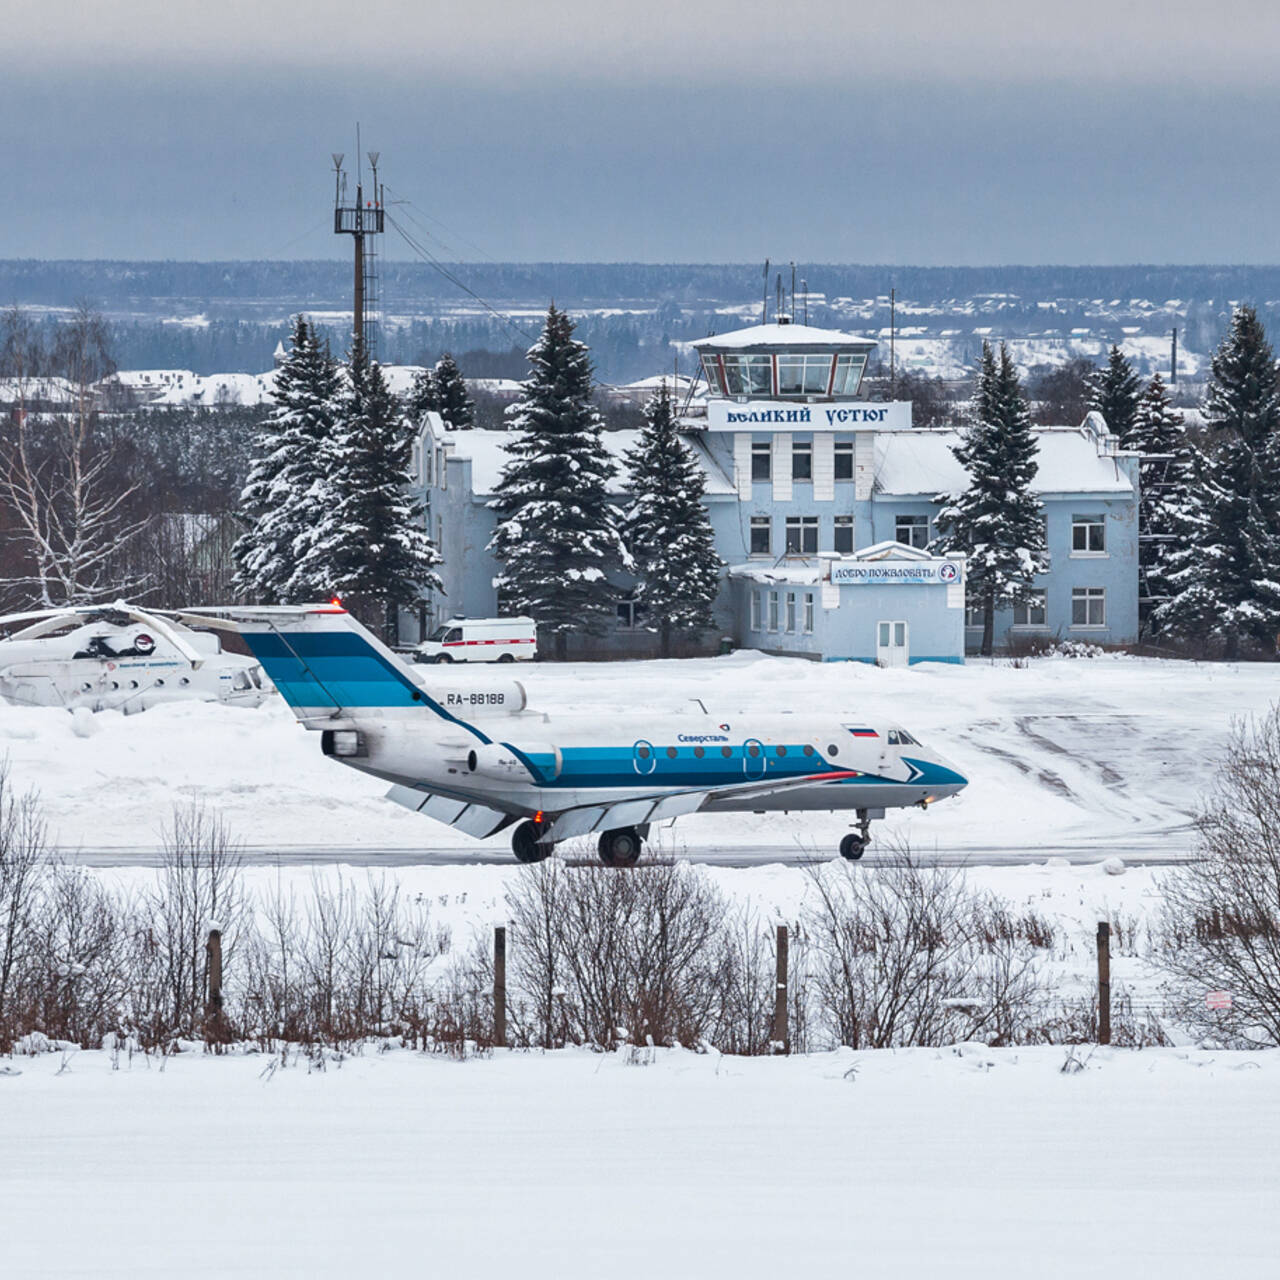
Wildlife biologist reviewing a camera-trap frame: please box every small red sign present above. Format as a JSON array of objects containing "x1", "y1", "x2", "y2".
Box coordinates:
[{"x1": 1205, "y1": 991, "x2": 1233, "y2": 1010}]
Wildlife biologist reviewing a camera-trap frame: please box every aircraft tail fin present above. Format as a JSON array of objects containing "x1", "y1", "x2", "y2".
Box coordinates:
[{"x1": 201, "y1": 605, "x2": 489, "y2": 739}]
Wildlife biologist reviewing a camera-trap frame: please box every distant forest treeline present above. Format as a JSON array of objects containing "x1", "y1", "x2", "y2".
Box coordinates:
[
  {"x1": 8, "y1": 260, "x2": 1280, "y2": 307},
  {"x1": 3, "y1": 260, "x2": 1277, "y2": 381}
]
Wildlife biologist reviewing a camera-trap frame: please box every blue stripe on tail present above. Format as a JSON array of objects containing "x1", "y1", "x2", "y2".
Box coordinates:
[{"x1": 243, "y1": 628, "x2": 492, "y2": 742}]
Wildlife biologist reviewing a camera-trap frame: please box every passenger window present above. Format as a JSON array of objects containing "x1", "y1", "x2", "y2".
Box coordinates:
[
  {"x1": 775, "y1": 745, "x2": 787, "y2": 757},
  {"x1": 637, "y1": 746, "x2": 651, "y2": 759},
  {"x1": 747, "y1": 744, "x2": 760, "y2": 758},
  {"x1": 693, "y1": 746, "x2": 705, "y2": 758},
  {"x1": 721, "y1": 746, "x2": 733, "y2": 758},
  {"x1": 803, "y1": 745, "x2": 815, "y2": 756},
  {"x1": 666, "y1": 746, "x2": 678, "y2": 758},
  {"x1": 827, "y1": 744, "x2": 838, "y2": 757},
  {"x1": 445, "y1": 628, "x2": 462, "y2": 643}
]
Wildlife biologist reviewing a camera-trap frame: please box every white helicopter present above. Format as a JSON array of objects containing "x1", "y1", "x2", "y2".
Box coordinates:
[
  {"x1": 0, "y1": 602, "x2": 270, "y2": 714},
  {"x1": 186, "y1": 603, "x2": 968, "y2": 865}
]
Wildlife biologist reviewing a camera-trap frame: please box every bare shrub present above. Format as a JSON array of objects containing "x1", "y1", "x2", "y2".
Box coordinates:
[
  {"x1": 801, "y1": 855, "x2": 1049, "y2": 1049},
  {"x1": 0, "y1": 764, "x2": 48, "y2": 1045},
  {"x1": 239, "y1": 872, "x2": 449, "y2": 1049},
  {"x1": 505, "y1": 861, "x2": 728, "y2": 1050},
  {"x1": 139, "y1": 805, "x2": 244, "y2": 1041},
  {"x1": 1158, "y1": 709, "x2": 1280, "y2": 1045}
]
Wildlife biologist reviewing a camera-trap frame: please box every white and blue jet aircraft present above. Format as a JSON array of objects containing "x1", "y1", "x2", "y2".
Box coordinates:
[{"x1": 192, "y1": 603, "x2": 968, "y2": 865}]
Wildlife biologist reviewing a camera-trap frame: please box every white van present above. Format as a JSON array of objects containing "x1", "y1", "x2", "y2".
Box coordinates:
[{"x1": 414, "y1": 617, "x2": 538, "y2": 664}]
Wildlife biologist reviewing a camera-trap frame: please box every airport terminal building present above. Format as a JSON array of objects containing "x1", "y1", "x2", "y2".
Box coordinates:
[{"x1": 413, "y1": 320, "x2": 1140, "y2": 663}]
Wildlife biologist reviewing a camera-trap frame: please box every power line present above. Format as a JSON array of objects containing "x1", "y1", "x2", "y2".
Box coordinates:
[{"x1": 385, "y1": 210, "x2": 537, "y2": 347}]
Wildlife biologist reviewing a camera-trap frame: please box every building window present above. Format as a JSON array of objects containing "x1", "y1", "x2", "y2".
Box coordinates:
[
  {"x1": 1071, "y1": 515, "x2": 1106, "y2": 555},
  {"x1": 792, "y1": 439, "x2": 813, "y2": 481},
  {"x1": 776, "y1": 354, "x2": 834, "y2": 396},
  {"x1": 750, "y1": 591, "x2": 762, "y2": 631},
  {"x1": 834, "y1": 441, "x2": 854, "y2": 480},
  {"x1": 832, "y1": 353, "x2": 867, "y2": 395},
  {"x1": 803, "y1": 592, "x2": 815, "y2": 634},
  {"x1": 965, "y1": 600, "x2": 983, "y2": 627},
  {"x1": 617, "y1": 595, "x2": 649, "y2": 631},
  {"x1": 895, "y1": 514, "x2": 930, "y2": 549},
  {"x1": 750, "y1": 517, "x2": 771, "y2": 556},
  {"x1": 751, "y1": 441, "x2": 771, "y2": 482},
  {"x1": 785, "y1": 516, "x2": 819, "y2": 555},
  {"x1": 701, "y1": 354, "x2": 723, "y2": 395},
  {"x1": 785, "y1": 592, "x2": 797, "y2": 633},
  {"x1": 767, "y1": 591, "x2": 780, "y2": 632},
  {"x1": 833, "y1": 516, "x2": 854, "y2": 554},
  {"x1": 1072, "y1": 587, "x2": 1106, "y2": 628},
  {"x1": 1012, "y1": 590, "x2": 1047, "y2": 627},
  {"x1": 721, "y1": 354, "x2": 773, "y2": 397}
]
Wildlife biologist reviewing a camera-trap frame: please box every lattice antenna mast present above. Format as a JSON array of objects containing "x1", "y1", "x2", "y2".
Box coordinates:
[{"x1": 333, "y1": 140, "x2": 385, "y2": 359}]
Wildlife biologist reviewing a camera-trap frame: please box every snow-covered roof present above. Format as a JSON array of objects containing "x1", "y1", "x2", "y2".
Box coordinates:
[
  {"x1": 726, "y1": 563, "x2": 823, "y2": 584},
  {"x1": 874, "y1": 427, "x2": 1134, "y2": 497},
  {"x1": 437, "y1": 428, "x2": 738, "y2": 499},
  {"x1": 693, "y1": 323, "x2": 877, "y2": 351}
]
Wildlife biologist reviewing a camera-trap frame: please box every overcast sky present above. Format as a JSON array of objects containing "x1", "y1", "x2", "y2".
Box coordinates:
[{"x1": 5, "y1": 0, "x2": 1280, "y2": 263}]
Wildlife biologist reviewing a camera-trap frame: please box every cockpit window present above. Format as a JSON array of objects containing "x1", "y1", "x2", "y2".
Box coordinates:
[
  {"x1": 888, "y1": 729, "x2": 919, "y2": 747},
  {"x1": 887, "y1": 730, "x2": 900, "y2": 745}
]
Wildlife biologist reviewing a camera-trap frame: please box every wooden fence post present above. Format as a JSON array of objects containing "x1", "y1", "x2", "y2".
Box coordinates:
[
  {"x1": 771, "y1": 925, "x2": 789, "y2": 1054},
  {"x1": 1096, "y1": 921, "x2": 1111, "y2": 1046},
  {"x1": 205, "y1": 928, "x2": 224, "y2": 1043},
  {"x1": 494, "y1": 926, "x2": 507, "y2": 1049}
]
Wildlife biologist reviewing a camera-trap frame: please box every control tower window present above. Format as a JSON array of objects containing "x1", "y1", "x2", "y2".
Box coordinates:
[
  {"x1": 722, "y1": 354, "x2": 773, "y2": 397},
  {"x1": 777, "y1": 354, "x2": 835, "y2": 396},
  {"x1": 701, "y1": 354, "x2": 724, "y2": 395},
  {"x1": 832, "y1": 354, "x2": 868, "y2": 396}
]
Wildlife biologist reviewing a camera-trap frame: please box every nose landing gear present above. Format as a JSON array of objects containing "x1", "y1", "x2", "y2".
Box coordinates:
[{"x1": 839, "y1": 809, "x2": 875, "y2": 861}]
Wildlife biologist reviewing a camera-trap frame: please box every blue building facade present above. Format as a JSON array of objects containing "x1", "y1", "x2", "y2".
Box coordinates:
[{"x1": 410, "y1": 320, "x2": 1140, "y2": 662}]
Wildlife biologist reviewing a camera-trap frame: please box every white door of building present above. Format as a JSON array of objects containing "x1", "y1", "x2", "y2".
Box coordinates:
[{"x1": 876, "y1": 620, "x2": 909, "y2": 667}]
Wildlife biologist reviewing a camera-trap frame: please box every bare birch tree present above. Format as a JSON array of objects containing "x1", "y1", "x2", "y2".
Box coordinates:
[{"x1": 0, "y1": 304, "x2": 146, "y2": 606}]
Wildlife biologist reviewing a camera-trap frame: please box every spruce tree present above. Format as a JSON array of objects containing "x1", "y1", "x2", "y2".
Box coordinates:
[
  {"x1": 1089, "y1": 344, "x2": 1143, "y2": 441},
  {"x1": 487, "y1": 304, "x2": 630, "y2": 660},
  {"x1": 406, "y1": 363, "x2": 439, "y2": 422},
  {"x1": 432, "y1": 352, "x2": 475, "y2": 430},
  {"x1": 1128, "y1": 373, "x2": 1186, "y2": 614},
  {"x1": 1155, "y1": 305, "x2": 1280, "y2": 658},
  {"x1": 297, "y1": 336, "x2": 441, "y2": 642},
  {"x1": 934, "y1": 341, "x2": 1049, "y2": 657},
  {"x1": 623, "y1": 382, "x2": 723, "y2": 657},
  {"x1": 233, "y1": 316, "x2": 340, "y2": 602}
]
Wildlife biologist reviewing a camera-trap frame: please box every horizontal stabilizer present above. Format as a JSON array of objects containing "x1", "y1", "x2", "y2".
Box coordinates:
[{"x1": 385, "y1": 783, "x2": 515, "y2": 839}]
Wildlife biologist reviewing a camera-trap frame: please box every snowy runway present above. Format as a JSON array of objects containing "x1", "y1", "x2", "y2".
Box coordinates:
[{"x1": 0, "y1": 650, "x2": 1269, "y2": 862}]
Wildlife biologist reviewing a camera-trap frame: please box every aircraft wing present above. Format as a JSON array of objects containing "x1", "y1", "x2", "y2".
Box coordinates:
[{"x1": 541, "y1": 768, "x2": 861, "y2": 843}]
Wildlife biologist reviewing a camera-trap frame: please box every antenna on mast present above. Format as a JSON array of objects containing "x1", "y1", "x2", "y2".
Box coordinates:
[
  {"x1": 332, "y1": 134, "x2": 385, "y2": 358},
  {"x1": 762, "y1": 258, "x2": 770, "y2": 324}
]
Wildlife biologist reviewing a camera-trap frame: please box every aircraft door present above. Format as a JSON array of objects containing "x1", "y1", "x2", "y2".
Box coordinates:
[
  {"x1": 743, "y1": 738, "x2": 766, "y2": 780},
  {"x1": 876, "y1": 620, "x2": 909, "y2": 668},
  {"x1": 633, "y1": 739, "x2": 657, "y2": 775}
]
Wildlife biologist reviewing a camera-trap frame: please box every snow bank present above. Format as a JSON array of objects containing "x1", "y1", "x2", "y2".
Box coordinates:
[{"x1": 1, "y1": 1044, "x2": 1276, "y2": 1278}]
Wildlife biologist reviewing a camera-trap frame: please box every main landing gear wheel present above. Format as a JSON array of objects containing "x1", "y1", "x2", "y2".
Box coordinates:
[
  {"x1": 512, "y1": 819, "x2": 553, "y2": 864},
  {"x1": 597, "y1": 826, "x2": 643, "y2": 866},
  {"x1": 839, "y1": 833, "x2": 867, "y2": 861}
]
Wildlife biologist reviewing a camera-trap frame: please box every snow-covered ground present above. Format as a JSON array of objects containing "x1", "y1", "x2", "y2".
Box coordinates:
[
  {"x1": 2, "y1": 1042, "x2": 1276, "y2": 1279},
  {"x1": 0, "y1": 650, "x2": 1270, "y2": 858}
]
